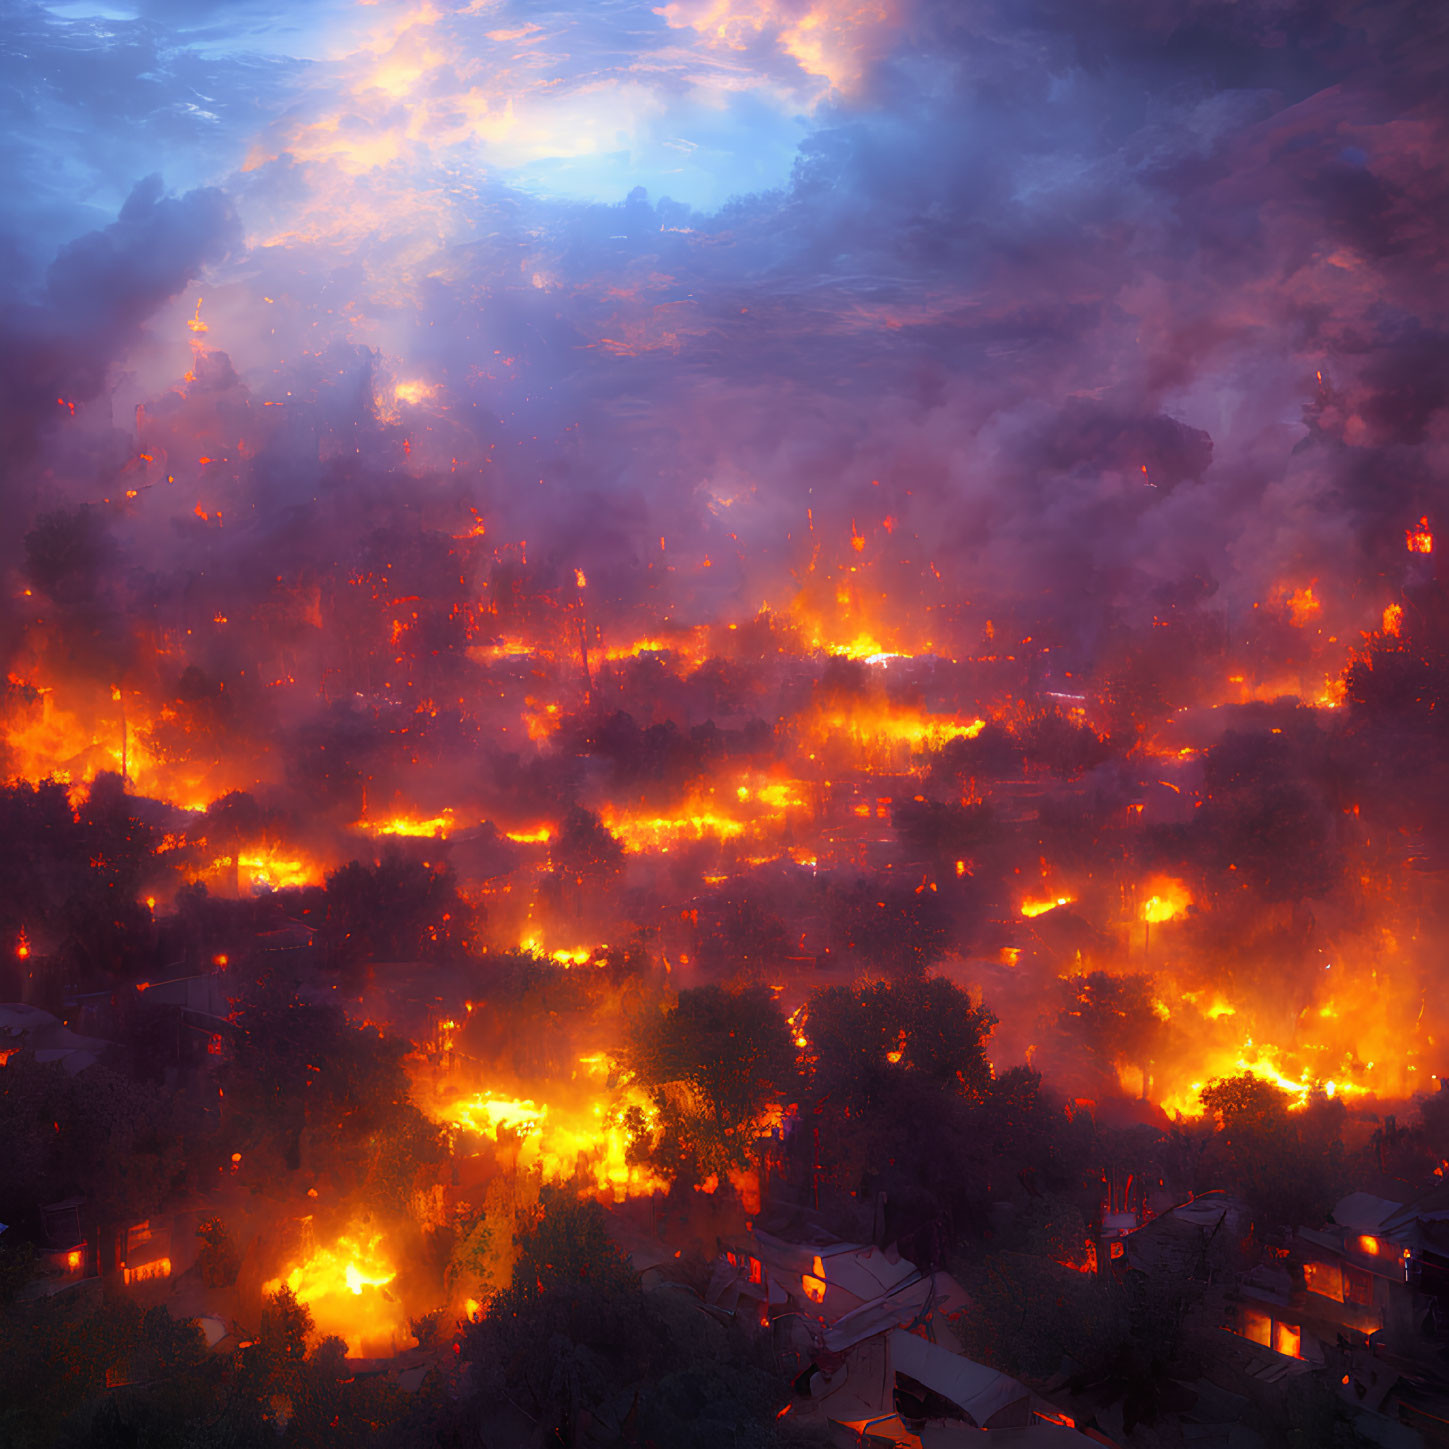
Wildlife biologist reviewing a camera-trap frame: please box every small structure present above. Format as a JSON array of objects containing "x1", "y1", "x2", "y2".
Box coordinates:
[
  {"x1": 116, "y1": 1217, "x2": 175, "y2": 1287},
  {"x1": 707, "y1": 1224, "x2": 1087, "y2": 1445},
  {"x1": 1121, "y1": 1192, "x2": 1249, "y2": 1282},
  {"x1": 1186, "y1": 1182, "x2": 1449, "y2": 1442},
  {"x1": 18, "y1": 1196, "x2": 99, "y2": 1298},
  {"x1": 797, "y1": 1328, "x2": 1039, "y2": 1446},
  {"x1": 710, "y1": 1225, "x2": 971, "y2": 1347}
]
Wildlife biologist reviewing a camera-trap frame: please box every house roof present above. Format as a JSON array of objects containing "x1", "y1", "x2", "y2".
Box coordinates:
[
  {"x1": 820, "y1": 1245, "x2": 921, "y2": 1304},
  {"x1": 749, "y1": 1229, "x2": 920, "y2": 1319},
  {"x1": 1334, "y1": 1193, "x2": 1406, "y2": 1234},
  {"x1": 813, "y1": 1329, "x2": 893, "y2": 1424},
  {"x1": 888, "y1": 1329, "x2": 1031, "y2": 1428},
  {"x1": 1125, "y1": 1194, "x2": 1245, "y2": 1278},
  {"x1": 822, "y1": 1270, "x2": 973, "y2": 1354},
  {"x1": 1298, "y1": 1226, "x2": 1343, "y2": 1255},
  {"x1": 1383, "y1": 1179, "x2": 1449, "y2": 1231},
  {"x1": 1172, "y1": 1196, "x2": 1234, "y2": 1228},
  {"x1": 810, "y1": 1328, "x2": 1032, "y2": 1436}
]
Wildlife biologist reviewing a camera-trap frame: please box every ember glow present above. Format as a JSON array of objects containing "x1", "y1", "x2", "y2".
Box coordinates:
[{"x1": 6, "y1": 4, "x2": 1449, "y2": 1440}]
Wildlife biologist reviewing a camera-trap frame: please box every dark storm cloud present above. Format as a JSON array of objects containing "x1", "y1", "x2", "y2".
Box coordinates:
[
  {"x1": 0, "y1": 174, "x2": 238, "y2": 483},
  {"x1": 7, "y1": 0, "x2": 1449, "y2": 677},
  {"x1": 495, "y1": 0, "x2": 1449, "y2": 638}
]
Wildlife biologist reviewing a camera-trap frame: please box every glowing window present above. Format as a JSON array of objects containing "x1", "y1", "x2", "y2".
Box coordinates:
[
  {"x1": 1273, "y1": 1321, "x2": 1302, "y2": 1359},
  {"x1": 123, "y1": 1257, "x2": 171, "y2": 1285},
  {"x1": 1241, "y1": 1309, "x2": 1272, "y2": 1346},
  {"x1": 1304, "y1": 1260, "x2": 1343, "y2": 1302}
]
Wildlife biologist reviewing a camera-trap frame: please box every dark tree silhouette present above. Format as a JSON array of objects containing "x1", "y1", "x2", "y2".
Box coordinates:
[
  {"x1": 324, "y1": 853, "x2": 477, "y2": 966},
  {"x1": 1200, "y1": 1072, "x2": 1345, "y2": 1230},
  {"x1": 829, "y1": 876, "x2": 951, "y2": 976},
  {"x1": 627, "y1": 983, "x2": 795, "y2": 1180}
]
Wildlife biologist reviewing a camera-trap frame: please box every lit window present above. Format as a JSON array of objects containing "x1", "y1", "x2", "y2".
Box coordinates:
[
  {"x1": 122, "y1": 1257, "x2": 171, "y2": 1285},
  {"x1": 1304, "y1": 1260, "x2": 1344, "y2": 1302}
]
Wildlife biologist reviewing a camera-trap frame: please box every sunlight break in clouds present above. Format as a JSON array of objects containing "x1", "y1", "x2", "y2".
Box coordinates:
[{"x1": 236, "y1": 0, "x2": 883, "y2": 213}]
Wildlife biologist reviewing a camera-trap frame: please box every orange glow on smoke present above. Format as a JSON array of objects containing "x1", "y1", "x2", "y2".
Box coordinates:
[
  {"x1": 392, "y1": 379, "x2": 438, "y2": 406},
  {"x1": 1284, "y1": 585, "x2": 1322, "y2": 626},
  {"x1": 233, "y1": 845, "x2": 323, "y2": 893}
]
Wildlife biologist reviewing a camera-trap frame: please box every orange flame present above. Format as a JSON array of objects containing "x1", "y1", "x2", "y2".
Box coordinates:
[
  {"x1": 264, "y1": 1229, "x2": 405, "y2": 1358},
  {"x1": 1140, "y1": 879, "x2": 1191, "y2": 924}
]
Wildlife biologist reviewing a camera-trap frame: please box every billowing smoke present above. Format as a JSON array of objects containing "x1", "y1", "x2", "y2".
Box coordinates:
[{"x1": 2, "y1": 0, "x2": 1448, "y2": 1111}]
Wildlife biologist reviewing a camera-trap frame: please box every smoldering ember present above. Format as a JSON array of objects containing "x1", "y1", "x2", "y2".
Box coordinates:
[{"x1": 5, "y1": 4, "x2": 1449, "y2": 1449}]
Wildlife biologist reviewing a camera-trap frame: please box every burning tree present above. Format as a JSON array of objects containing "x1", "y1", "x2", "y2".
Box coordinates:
[{"x1": 1347, "y1": 579, "x2": 1449, "y2": 742}]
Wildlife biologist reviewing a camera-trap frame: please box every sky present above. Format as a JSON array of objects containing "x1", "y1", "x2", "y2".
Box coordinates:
[{"x1": 2, "y1": 0, "x2": 1447, "y2": 673}]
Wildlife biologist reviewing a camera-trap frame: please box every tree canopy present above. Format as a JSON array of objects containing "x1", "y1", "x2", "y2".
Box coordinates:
[
  {"x1": 626, "y1": 983, "x2": 795, "y2": 1180},
  {"x1": 804, "y1": 975, "x2": 996, "y2": 1114}
]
